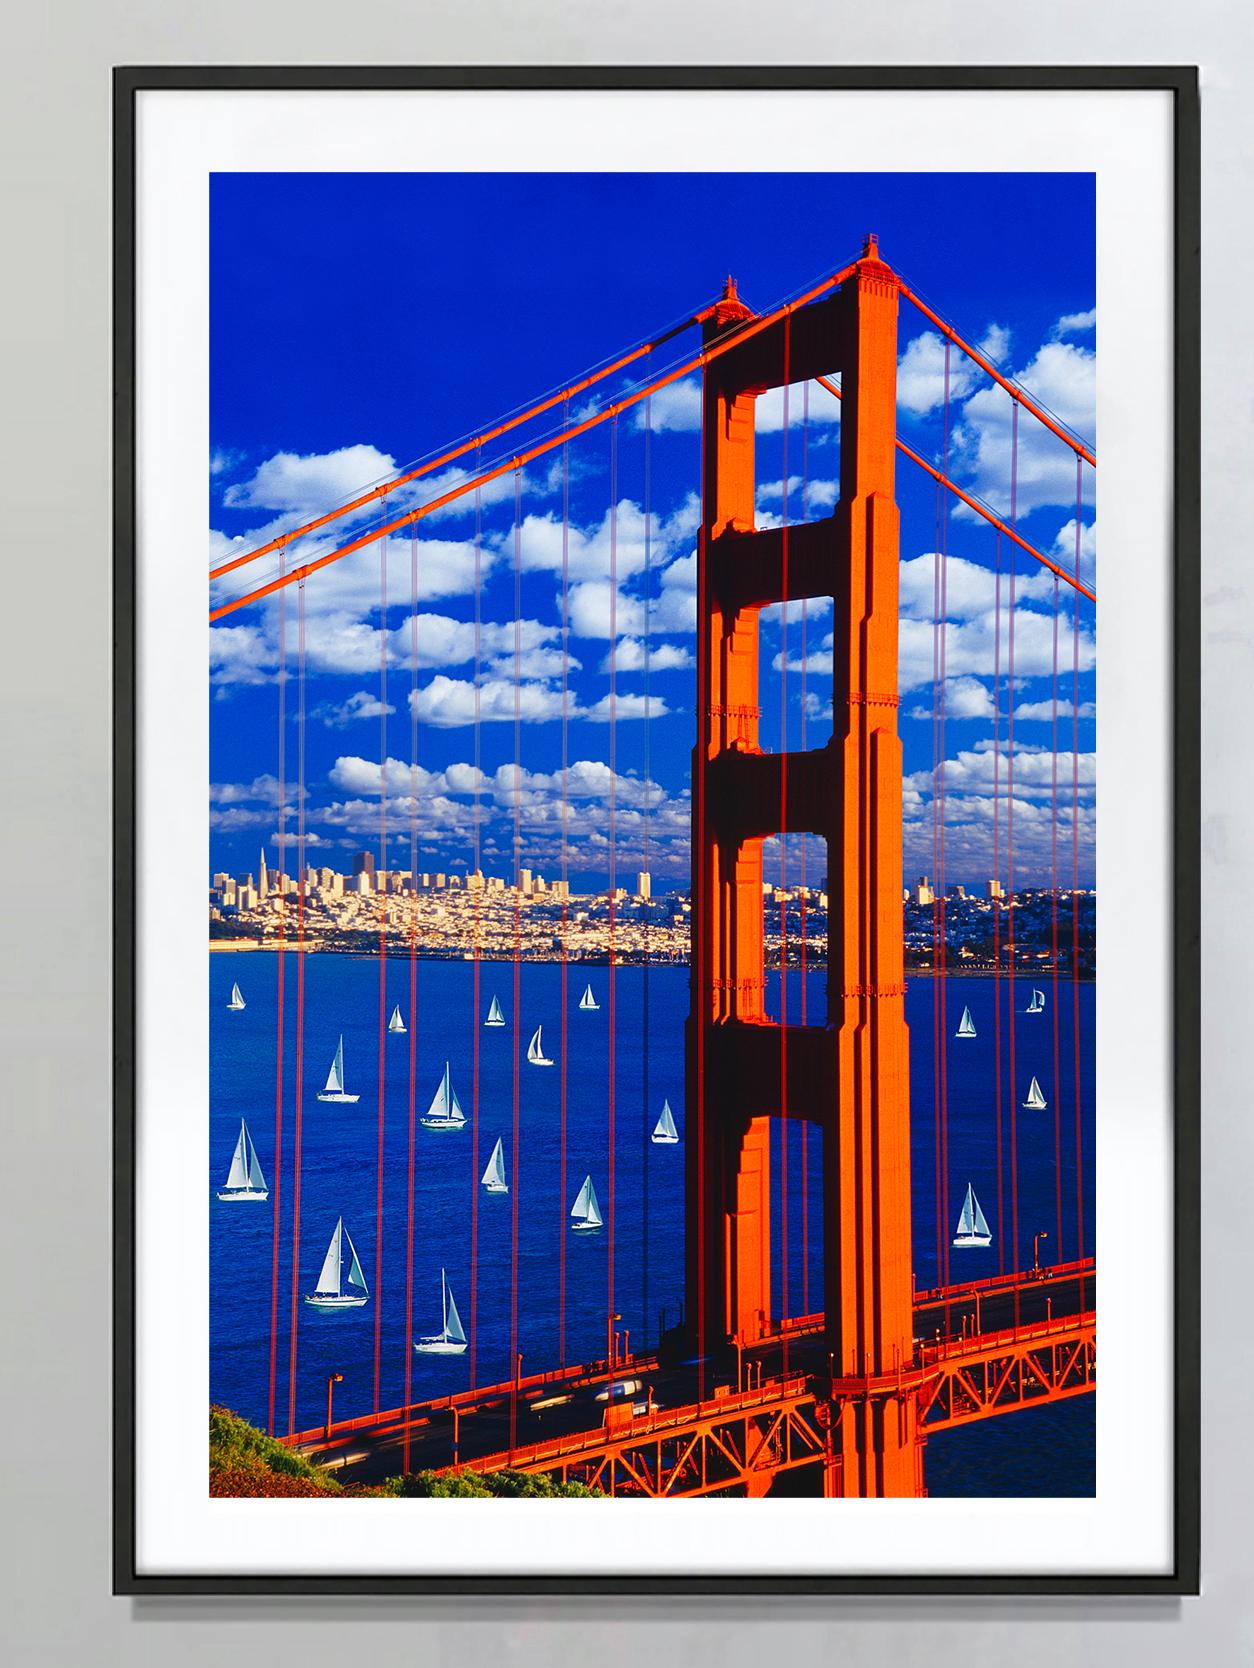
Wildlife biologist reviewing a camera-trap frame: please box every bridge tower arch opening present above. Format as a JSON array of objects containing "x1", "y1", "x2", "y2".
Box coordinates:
[{"x1": 686, "y1": 237, "x2": 919, "y2": 1496}]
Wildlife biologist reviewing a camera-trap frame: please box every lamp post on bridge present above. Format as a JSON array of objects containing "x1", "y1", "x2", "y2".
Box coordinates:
[
  {"x1": 325, "y1": 1372, "x2": 342, "y2": 1442},
  {"x1": 1032, "y1": 1231, "x2": 1049, "y2": 1280}
]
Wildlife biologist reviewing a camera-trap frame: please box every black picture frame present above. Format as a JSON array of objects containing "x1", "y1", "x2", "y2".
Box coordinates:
[{"x1": 113, "y1": 63, "x2": 1200, "y2": 1598}]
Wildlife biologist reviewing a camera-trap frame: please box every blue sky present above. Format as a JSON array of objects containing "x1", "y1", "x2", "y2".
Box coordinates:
[{"x1": 209, "y1": 172, "x2": 1096, "y2": 891}]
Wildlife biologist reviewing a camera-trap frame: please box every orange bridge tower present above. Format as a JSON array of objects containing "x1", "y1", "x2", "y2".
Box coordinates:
[{"x1": 685, "y1": 237, "x2": 920, "y2": 1496}]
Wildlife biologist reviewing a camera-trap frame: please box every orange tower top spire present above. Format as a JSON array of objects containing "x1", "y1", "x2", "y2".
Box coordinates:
[{"x1": 712, "y1": 273, "x2": 754, "y2": 329}]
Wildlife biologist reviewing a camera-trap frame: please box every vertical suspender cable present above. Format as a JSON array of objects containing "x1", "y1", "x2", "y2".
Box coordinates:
[
  {"x1": 286, "y1": 579, "x2": 308, "y2": 1435},
  {"x1": 778, "y1": 331, "x2": 791, "y2": 1341},
  {"x1": 469, "y1": 462, "x2": 483, "y2": 1388},
  {"x1": 992, "y1": 535, "x2": 1005, "y2": 1276},
  {"x1": 373, "y1": 537, "x2": 388, "y2": 1412},
  {"x1": 403, "y1": 530, "x2": 420, "y2": 1470},
  {"x1": 1051, "y1": 572, "x2": 1063, "y2": 1258},
  {"x1": 1072, "y1": 459, "x2": 1087, "y2": 1290},
  {"x1": 798, "y1": 380, "x2": 810, "y2": 1318},
  {"x1": 607, "y1": 417, "x2": 619, "y2": 1358},
  {"x1": 939, "y1": 340, "x2": 951, "y2": 1295},
  {"x1": 931, "y1": 412, "x2": 945, "y2": 1287},
  {"x1": 641, "y1": 390, "x2": 652, "y2": 1350},
  {"x1": 267, "y1": 562, "x2": 286, "y2": 1435},
  {"x1": 1008, "y1": 403, "x2": 1020, "y2": 1301},
  {"x1": 509, "y1": 468, "x2": 522, "y2": 1441},
  {"x1": 558, "y1": 415, "x2": 570, "y2": 1366},
  {"x1": 931, "y1": 413, "x2": 944, "y2": 1285}
]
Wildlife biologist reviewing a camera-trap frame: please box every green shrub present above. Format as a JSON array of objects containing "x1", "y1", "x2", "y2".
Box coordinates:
[
  {"x1": 388, "y1": 1468, "x2": 599, "y2": 1499},
  {"x1": 209, "y1": 1406, "x2": 340, "y2": 1495}
]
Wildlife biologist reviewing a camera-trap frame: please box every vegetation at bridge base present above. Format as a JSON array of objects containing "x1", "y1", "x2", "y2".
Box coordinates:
[
  {"x1": 210, "y1": 1406, "x2": 341, "y2": 1497},
  {"x1": 374, "y1": 1469, "x2": 600, "y2": 1499},
  {"x1": 209, "y1": 1407, "x2": 601, "y2": 1498}
]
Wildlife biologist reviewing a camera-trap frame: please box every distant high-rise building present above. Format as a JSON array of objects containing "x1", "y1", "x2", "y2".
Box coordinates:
[
  {"x1": 352, "y1": 851, "x2": 375, "y2": 881},
  {"x1": 914, "y1": 875, "x2": 935, "y2": 907},
  {"x1": 947, "y1": 883, "x2": 966, "y2": 900},
  {"x1": 351, "y1": 872, "x2": 370, "y2": 895},
  {"x1": 258, "y1": 848, "x2": 269, "y2": 900},
  {"x1": 985, "y1": 878, "x2": 1005, "y2": 901},
  {"x1": 519, "y1": 868, "x2": 533, "y2": 896},
  {"x1": 636, "y1": 871, "x2": 652, "y2": 901}
]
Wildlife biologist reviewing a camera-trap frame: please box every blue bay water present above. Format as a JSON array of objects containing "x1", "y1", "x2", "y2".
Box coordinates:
[{"x1": 210, "y1": 953, "x2": 1094, "y2": 1494}]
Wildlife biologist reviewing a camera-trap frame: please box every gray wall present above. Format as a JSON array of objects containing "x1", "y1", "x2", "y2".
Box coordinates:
[{"x1": 0, "y1": 1, "x2": 1246, "y2": 1661}]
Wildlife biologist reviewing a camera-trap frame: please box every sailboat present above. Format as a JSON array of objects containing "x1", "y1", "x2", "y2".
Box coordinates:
[
  {"x1": 570, "y1": 1174, "x2": 603, "y2": 1233},
  {"x1": 304, "y1": 1217, "x2": 369, "y2": 1309},
  {"x1": 579, "y1": 983, "x2": 599, "y2": 1012},
  {"x1": 216, "y1": 1118, "x2": 268, "y2": 1201},
  {"x1": 388, "y1": 1003, "x2": 406, "y2": 1035},
  {"x1": 527, "y1": 1024, "x2": 554, "y2": 1067},
  {"x1": 652, "y1": 1098, "x2": 679, "y2": 1146},
  {"x1": 316, "y1": 1035, "x2": 360, "y2": 1104},
  {"x1": 227, "y1": 981, "x2": 246, "y2": 1012},
  {"x1": 481, "y1": 1136, "x2": 508, "y2": 1194},
  {"x1": 1023, "y1": 1075, "x2": 1048, "y2": 1110},
  {"x1": 952, "y1": 1183, "x2": 992, "y2": 1249},
  {"x1": 484, "y1": 995, "x2": 506, "y2": 1028},
  {"x1": 421, "y1": 1061, "x2": 466, "y2": 1129},
  {"x1": 414, "y1": 1268, "x2": 468, "y2": 1355},
  {"x1": 955, "y1": 1005, "x2": 977, "y2": 1039},
  {"x1": 1027, "y1": 987, "x2": 1046, "y2": 1014}
]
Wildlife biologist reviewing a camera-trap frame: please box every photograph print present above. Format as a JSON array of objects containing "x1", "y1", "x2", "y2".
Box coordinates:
[{"x1": 206, "y1": 165, "x2": 1098, "y2": 1507}]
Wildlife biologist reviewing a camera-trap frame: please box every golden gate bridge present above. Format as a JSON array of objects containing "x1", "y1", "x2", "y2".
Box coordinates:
[{"x1": 209, "y1": 234, "x2": 1095, "y2": 1498}]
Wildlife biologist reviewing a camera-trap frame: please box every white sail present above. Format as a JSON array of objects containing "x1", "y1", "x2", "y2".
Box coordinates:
[
  {"x1": 485, "y1": 995, "x2": 505, "y2": 1027},
  {"x1": 422, "y1": 1061, "x2": 465, "y2": 1127},
  {"x1": 527, "y1": 1024, "x2": 554, "y2": 1065},
  {"x1": 305, "y1": 1216, "x2": 368, "y2": 1307},
  {"x1": 324, "y1": 1037, "x2": 344, "y2": 1095},
  {"x1": 245, "y1": 1125, "x2": 267, "y2": 1192},
  {"x1": 971, "y1": 1191, "x2": 991, "y2": 1238},
  {"x1": 225, "y1": 1121, "x2": 251, "y2": 1190},
  {"x1": 956, "y1": 1006, "x2": 976, "y2": 1038},
  {"x1": 582, "y1": 1179, "x2": 603, "y2": 1228},
  {"x1": 571, "y1": 1174, "x2": 602, "y2": 1229},
  {"x1": 343, "y1": 1227, "x2": 368, "y2": 1294},
  {"x1": 415, "y1": 1267, "x2": 467, "y2": 1353},
  {"x1": 481, "y1": 1136, "x2": 508, "y2": 1192},
  {"x1": 652, "y1": 1099, "x2": 679, "y2": 1144},
  {"x1": 1028, "y1": 987, "x2": 1045, "y2": 1013},
  {"x1": 388, "y1": 1003, "x2": 406, "y2": 1034},
  {"x1": 579, "y1": 983, "x2": 599, "y2": 1011},
  {"x1": 1023, "y1": 1075, "x2": 1048, "y2": 1110},
  {"x1": 953, "y1": 1184, "x2": 991, "y2": 1246},
  {"x1": 315, "y1": 1219, "x2": 344, "y2": 1296},
  {"x1": 218, "y1": 1118, "x2": 268, "y2": 1199},
  {"x1": 444, "y1": 1282, "x2": 467, "y2": 1345},
  {"x1": 228, "y1": 982, "x2": 245, "y2": 1010}
]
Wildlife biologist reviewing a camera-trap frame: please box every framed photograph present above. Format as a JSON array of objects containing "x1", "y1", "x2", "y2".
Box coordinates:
[{"x1": 115, "y1": 65, "x2": 1199, "y2": 1594}]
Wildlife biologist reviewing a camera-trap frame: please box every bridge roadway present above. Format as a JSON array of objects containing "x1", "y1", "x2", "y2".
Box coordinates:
[{"x1": 290, "y1": 1260, "x2": 1095, "y2": 1484}]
